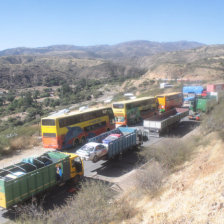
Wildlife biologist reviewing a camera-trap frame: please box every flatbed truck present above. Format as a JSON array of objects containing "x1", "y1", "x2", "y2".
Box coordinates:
[{"x1": 143, "y1": 108, "x2": 189, "y2": 137}]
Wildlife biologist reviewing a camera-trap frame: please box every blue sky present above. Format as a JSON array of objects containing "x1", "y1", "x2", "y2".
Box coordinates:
[{"x1": 0, "y1": 0, "x2": 223, "y2": 50}]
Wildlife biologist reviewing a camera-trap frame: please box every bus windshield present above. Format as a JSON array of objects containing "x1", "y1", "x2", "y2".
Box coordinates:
[
  {"x1": 113, "y1": 104, "x2": 124, "y2": 109},
  {"x1": 115, "y1": 116, "x2": 125, "y2": 122}
]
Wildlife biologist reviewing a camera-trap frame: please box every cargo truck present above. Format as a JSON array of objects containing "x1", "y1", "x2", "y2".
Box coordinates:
[
  {"x1": 0, "y1": 151, "x2": 83, "y2": 209},
  {"x1": 182, "y1": 86, "x2": 204, "y2": 108},
  {"x1": 143, "y1": 108, "x2": 189, "y2": 137},
  {"x1": 85, "y1": 127, "x2": 143, "y2": 161},
  {"x1": 196, "y1": 97, "x2": 217, "y2": 113}
]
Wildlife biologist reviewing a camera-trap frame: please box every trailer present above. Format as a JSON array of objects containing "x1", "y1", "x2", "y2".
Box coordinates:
[
  {"x1": 143, "y1": 108, "x2": 189, "y2": 137},
  {"x1": 87, "y1": 127, "x2": 143, "y2": 160},
  {"x1": 0, "y1": 151, "x2": 84, "y2": 209}
]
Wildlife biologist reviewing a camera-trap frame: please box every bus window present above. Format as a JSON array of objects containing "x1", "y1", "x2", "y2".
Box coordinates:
[
  {"x1": 43, "y1": 133, "x2": 56, "y2": 138},
  {"x1": 42, "y1": 119, "x2": 55, "y2": 126},
  {"x1": 113, "y1": 104, "x2": 124, "y2": 109}
]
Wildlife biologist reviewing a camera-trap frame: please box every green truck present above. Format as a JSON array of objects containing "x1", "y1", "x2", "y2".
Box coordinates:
[
  {"x1": 196, "y1": 97, "x2": 217, "y2": 113},
  {"x1": 0, "y1": 151, "x2": 84, "y2": 209}
]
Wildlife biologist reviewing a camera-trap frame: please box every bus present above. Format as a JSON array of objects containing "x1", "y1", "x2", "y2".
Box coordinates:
[
  {"x1": 41, "y1": 107, "x2": 115, "y2": 150},
  {"x1": 112, "y1": 97, "x2": 157, "y2": 127},
  {"x1": 156, "y1": 92, "x2": 183, "y2": 112}
]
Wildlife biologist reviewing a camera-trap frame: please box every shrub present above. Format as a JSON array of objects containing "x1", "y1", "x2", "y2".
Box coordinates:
[
  {"x1": 140, "y1": 137, "x2": 196, "y2": 171},
  {"x1": 16, "y1": 180, "x2": 135, "y2": 224},
  {"x1": 136, "y1": 161, "x2": 165, "y2": 196},
  {"x1": 201, "y1": 100, "x2": 224, "y2": 134}
]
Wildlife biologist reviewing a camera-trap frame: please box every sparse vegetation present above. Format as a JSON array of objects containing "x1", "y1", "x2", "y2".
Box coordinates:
[
  {"x1": 201, "y1": 99, "x2": 224, "y2": 135},
  {"x1": 136, "y1": 137, "x2": 199, "y2": 196},
  {"x1": 16, "y1": 180, "x2": 136, "y2": 224},
  {"x1": 136, "y1": 161, "x2": 165, "y2": 196}
]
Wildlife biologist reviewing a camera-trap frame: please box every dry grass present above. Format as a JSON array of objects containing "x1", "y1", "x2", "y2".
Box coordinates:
[
  {"x1": 140, "y1": 137, "x2": 196, "y2": 171},
  {"x1": 16, "y1": 180, "x2": 136, "y2": 224},
  {"x1": 9, "y1": 136, "x2": 40, "y2": 151},
  {"x1": 136, "y1": 161, "x2": 165, "y2": 197},
  {"x1": 201, "y1": 99, "x2": 224, "y2": 135},
  {"x1": 136, "y1": 137, "x2": 199, "y2": 199}
]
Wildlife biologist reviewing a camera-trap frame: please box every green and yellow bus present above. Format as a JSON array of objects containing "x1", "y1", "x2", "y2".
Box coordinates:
[
  {"x1": 41, "y1": 107, "x2": 115, "y2": 150},
  {"x1": 112, "y1": 97, "x2": 157, "y2": 127}
]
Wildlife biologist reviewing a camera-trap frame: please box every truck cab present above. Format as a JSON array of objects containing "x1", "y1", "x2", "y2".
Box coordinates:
[{"x1": 63, "y1": 153, "x2": 84, "y2": 180}]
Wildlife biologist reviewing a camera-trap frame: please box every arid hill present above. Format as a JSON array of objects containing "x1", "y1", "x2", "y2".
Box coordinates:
[
  {"x1": 135, "y1": 45, "x2": 224, "y2": 81},
  {"x1": 2, "y1": 41, "x2": 224, "y2": 89}
]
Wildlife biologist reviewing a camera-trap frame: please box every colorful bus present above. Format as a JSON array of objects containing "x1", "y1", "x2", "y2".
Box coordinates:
[
  {"x1": 112, "y1": 97, "x2": 157, "y2": 127},
  {"x1": 156, "y1": 92, "x2": 183, "y2": 112},
  {"x1": 41, "y1": 107, "x2": 115, "y2": 150}
]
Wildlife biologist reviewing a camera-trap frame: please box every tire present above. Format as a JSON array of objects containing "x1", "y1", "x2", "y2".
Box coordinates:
[
  {"x1": 81, "y1": 137, "x2": 86, "y2": 145},
  {"x1": 93, "y1": 155, "x2": 98, "y2": 163},
  {"x1": 73, "y1": 139, "x2": 79, "y2": 148},
  {"x1": 74, "y1": 175, "x2": 80, "y2": 184}
]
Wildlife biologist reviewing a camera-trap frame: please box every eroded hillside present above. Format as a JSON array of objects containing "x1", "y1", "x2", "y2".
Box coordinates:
[{"x1": 137, "y1": 45, "x2": 224, "y2": 81}]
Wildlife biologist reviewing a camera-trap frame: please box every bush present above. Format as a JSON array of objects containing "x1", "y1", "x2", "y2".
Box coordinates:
[
  {"x1": 136, "y1": 161, "x2": 165, "y2": 196},
  {"x1": 201, "y1": 100, "x2": 224, "y2": 134},
  {"x1": 16, "y1": 180, "x2": 135, "y2": 224},
  {"x1": 140, "y1": 137, "x2": 196, "y2": 171}
]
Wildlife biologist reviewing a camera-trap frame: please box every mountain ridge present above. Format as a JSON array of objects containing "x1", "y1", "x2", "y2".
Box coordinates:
[{"x1": 0, "y1": 40, "x2": 205, "y2": 59}]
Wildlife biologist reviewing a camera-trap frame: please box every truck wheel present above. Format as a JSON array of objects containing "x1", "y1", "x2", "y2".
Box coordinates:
[
  {"x1": 93, "y1": 155, "x2": 98, "y2": 163},
  {"x1": 74, "y1": 175, "x2": 80, "y2": 184}
]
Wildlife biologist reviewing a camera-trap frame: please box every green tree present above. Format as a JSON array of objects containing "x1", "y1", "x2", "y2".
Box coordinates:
[{"x1": 33, "y1": 90, "x2": 40, "y2": 99}]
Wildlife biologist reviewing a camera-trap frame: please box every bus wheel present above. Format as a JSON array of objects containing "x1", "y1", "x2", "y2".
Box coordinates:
[
  {"x1": 73, "y1": 139, "x2": 79, "y2": 148},
  {"x1": 81, "y1": 137, "x2": 86, "y2": 145}
]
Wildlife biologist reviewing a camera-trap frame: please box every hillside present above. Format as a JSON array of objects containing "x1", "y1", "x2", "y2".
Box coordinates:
[
  {"x1": 2, "y1": 41, "x2": 224, "y2": 89},
  {"x1": 125, "y1": 132, "x2": 224, "y2": 223},
  {"x1": 0, "y1": 56, "x2": 145, "y2": 88},
  {"x1": 136, "y1": 45, "x2": 224, "y2": 81}
]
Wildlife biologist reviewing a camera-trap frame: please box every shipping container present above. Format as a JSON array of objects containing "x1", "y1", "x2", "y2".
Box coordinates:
[
  {"x1": 183, "y1": 86, "x2": 204, "y2": 95},
  {"x1": 207, "y1": 84, "x2": 224, "y2": 92},
  {"x1": 196, "y1": 97, "x2": 217, "y2": 113}
]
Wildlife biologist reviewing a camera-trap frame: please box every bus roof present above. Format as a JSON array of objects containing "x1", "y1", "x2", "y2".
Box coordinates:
[
  {"x1": 156, "y1": 92, "x2": 182, "y2": 97},
  {"x1": 113, "y1": 96, "x2": 155, "y2": 105},
  {"x1": 42, "y1": 106, "x2": 112, "y2": 120}
]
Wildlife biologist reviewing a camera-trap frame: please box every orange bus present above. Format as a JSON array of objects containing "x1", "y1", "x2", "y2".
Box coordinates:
[
  {"x1": 41, "y1": 107, "x2": 115, "y2": 150},
  {"x1": 112, "y1": 97, "x2": 157, "y2": 127},
  {"x1": 156, "y1": 92, "x2": 183, "y2": 112}
]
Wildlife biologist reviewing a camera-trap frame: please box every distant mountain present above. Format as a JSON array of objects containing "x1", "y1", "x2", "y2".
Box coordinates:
[
  {"x1": 0, "y1": 40, "x2": 205, "y2": 59},
  {"x1": 3, "y1": 40, "x2": 223, "y2": 90}
]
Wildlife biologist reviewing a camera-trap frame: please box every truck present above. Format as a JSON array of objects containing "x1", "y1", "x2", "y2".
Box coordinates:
[
  {"x1": 143, "y1": 108, "x2": 189, "y2": 137},
  {"x1": 207, "y1": 84, "x2": 224, "y2": 92},
  {"x1": 182, "y1": 86, "x2": 204, "y2": 108},
  {"x1": 196, "y1": 97, "x2": 217, "y2": 113},
  {"x1": 85, "y1": 127, "x2": 143, "y2": 160},
  {"x1": 0, "y1": 151, "x2": 84, "y2": 209}
]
